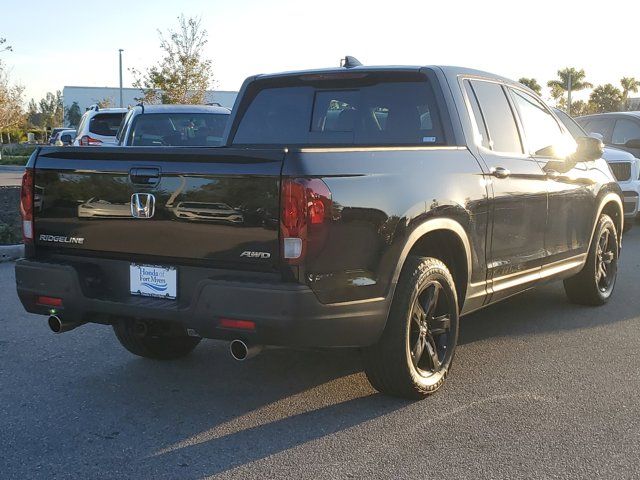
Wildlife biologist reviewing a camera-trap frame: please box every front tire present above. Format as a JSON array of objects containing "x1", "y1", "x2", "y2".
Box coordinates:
[
  {"x1": 363, "y1": 257, "x2": 459, "y2": 399},
  {"x1": 113, "y1": 319, "x2": 201, "y2": 360},
  {"x1": 564, "y1": 213, "x2": 619, "y2": 306}
]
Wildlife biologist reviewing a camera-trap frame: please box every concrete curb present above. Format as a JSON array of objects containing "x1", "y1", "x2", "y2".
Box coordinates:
[{"x1": 0, "y1": 244, "x2": 24, "y2": 262}]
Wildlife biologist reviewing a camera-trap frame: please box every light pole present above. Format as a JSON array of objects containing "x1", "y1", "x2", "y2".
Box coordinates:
[
  {"x1": 567, "y1": 72, "x2": 572, "y2": 116},
  {"x1": 118, "y1": 49, "x2": 124, "y2": 108}
]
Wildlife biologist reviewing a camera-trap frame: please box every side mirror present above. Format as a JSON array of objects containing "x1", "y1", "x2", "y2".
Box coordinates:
[
  {"x1": 625, "y1": 138, "x2": 640, "y2": 149},
  {"x1": 575, "y1": 136, "x2": 604, "y2": 162}
]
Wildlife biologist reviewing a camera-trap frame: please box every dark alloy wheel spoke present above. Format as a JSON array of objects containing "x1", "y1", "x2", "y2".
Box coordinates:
[
  {"x1": 412, "y1": 335, "x2": 426, "y2": 365},
  {"x1": 413, "y1": 301, "x2": 426, "y2": 325},
  {"x1": 425, "y1": 335, "x2": 440, "y2": 370},
  {"x1": 429, "y1": 314, "x2": 451, "y2": 336},
  {"x1": 424, "y1": 283, "x2": 441, "y2": 317}
]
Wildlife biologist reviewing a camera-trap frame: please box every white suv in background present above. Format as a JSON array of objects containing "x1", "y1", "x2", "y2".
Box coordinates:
[
  {"x1": 73, "y1": 106, "x2": 128, "y2": 146},
  {"x1": 554, "y1": 108, "x2": 640, "y2": 229}
]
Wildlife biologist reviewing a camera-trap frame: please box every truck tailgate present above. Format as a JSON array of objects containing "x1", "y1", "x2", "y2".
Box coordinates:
[{"x1": 32, "y1": 147, "x2": 284, "y2": 270}]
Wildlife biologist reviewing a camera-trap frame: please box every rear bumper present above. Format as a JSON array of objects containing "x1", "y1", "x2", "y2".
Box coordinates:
[{"x1": 15, "y1": 259, "x2": 389, "y2": 348}]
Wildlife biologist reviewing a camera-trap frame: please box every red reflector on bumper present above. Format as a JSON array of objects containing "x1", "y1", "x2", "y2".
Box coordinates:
[
  {"x1": 219, "y1": 318, "x2": 256, "y2": 330},
  {"x1": 36, "y1": 296, "x2": 63, "y2": 307}
]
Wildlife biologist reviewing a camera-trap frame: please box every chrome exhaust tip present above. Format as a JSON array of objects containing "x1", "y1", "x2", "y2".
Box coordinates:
[
  {"x1": 229, "y1": 339, "x2": 263, "y2": 361},
  {"x1": 48, "y1": 315, "x2": 83, "y2": 334}
]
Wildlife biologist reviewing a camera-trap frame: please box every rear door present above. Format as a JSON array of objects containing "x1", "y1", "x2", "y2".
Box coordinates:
[
  {"x1": 464, "y1": 79, "x2": 548, "y2": 301},
  {"x1": 33, "y1": 147, "x2": 284, "y2": 271}
]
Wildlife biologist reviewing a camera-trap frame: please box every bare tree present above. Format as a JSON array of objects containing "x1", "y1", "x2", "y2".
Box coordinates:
[{"x1": 131, "y1": 15, "x2": 213, "y2": 104}]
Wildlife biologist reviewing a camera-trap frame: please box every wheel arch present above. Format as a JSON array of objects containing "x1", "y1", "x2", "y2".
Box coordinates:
[
  {"x1": 391, "y1": 218, "x2": 472, "y2": 311},
  {"x1": 591, "y1": 191, "x2": 624, "y2": 251}
]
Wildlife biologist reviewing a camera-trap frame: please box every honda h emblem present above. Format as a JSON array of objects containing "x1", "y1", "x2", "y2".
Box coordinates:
[{"x1": 131, "y1": 193, "x2": 156, "y2": 219}]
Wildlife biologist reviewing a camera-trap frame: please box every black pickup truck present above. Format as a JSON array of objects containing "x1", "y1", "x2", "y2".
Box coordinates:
[{"x1": 16, "y1": 62, "x2": 623, "y2": 398}]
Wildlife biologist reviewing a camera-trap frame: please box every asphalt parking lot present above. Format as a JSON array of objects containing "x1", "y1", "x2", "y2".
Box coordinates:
[{"x1": 2, "y1": 229, "x2": 640, "y2": 480}]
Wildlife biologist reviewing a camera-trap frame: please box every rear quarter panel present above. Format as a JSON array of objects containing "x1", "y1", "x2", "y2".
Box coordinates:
[{"x1": 284, "y1": 147, "x2": 490, "y2": 304}]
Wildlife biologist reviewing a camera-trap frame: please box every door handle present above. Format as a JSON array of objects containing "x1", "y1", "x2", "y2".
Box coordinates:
[
  {"x1": 491, "y1": 167, "x2": 511, "y2": 179},
  {"x1": 129, "y1": 167, "x2": 161, "y2": 186}
]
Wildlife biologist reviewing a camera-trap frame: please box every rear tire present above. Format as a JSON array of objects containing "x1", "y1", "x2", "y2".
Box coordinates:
[
  {"x1": 563, "y1": 214, "x2": 619, "y2": 306},
  {"x1": 363, "y1": 257, "x2": 459, "y2": 399},
  {"x1": 113, "y1": 319, "x2": 201, "y2": 360}
]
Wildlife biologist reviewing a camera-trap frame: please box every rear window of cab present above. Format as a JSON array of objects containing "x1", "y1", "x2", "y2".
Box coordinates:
[{"x1": 232, "y1": 72, "x2": 444, "y2": 146}]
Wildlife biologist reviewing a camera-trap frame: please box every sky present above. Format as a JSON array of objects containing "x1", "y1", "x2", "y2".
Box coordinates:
[{"x1": 2, "y1": 0, "x2": 639, "y2": 104}]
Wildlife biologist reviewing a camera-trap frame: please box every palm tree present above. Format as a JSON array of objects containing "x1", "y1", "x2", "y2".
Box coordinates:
[
  {"x1": 620, "y1": 77, "x2": 640, "y2": 109},
  {"x1": 547, "y1": 68, "x2": 592, "y2": 114},
  {"x1": 589, "y1": 84, "x2": 623, "y2": 113},
  {"x1": 518, "y1": 77, "x2": 542, "y2": 96}
]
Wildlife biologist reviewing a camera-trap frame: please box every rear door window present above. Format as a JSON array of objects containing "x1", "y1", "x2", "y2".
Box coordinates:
[
  {"x1": 232, "y1": 74, "x2": 444, "y2": 146},
  {"x1": 611, "y1": 119, "x2": 640, "y2": 145},
  {"x1": 463, "y1": 80, "x2": 491, "y2": 149},
  {"x1": 469, "y1": 80, "x2": 523, "y2": 154},
  {"x1": 89, "y1": 113, "x2": 126, "y2": 137},
  {"x1": 580, "y1": 117, "x2": 614, "y2": 141}
]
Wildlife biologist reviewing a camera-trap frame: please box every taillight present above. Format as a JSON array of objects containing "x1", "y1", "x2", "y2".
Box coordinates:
[
  {"x1": 79, "y1": 135, "x2": 102, "y2": 146},
  {"x1": 20, "y1": 168, "x2": 34, "y2": 244},
  {"x1": 280, "y1": 178, "x2": 332, "y2": 264}
]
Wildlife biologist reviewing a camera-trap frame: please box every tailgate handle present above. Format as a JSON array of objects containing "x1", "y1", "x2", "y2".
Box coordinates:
[{"x1": 129, "y1": 167, "x2": 161, "y2": 186}]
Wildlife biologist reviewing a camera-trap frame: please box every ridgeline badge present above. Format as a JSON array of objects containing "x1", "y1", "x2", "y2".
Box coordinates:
[{"x1": 39, "y1": 234, "x2": 85, "y2": 245}]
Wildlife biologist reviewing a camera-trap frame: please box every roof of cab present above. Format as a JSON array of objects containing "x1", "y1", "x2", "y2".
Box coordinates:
[
  {"x1": 577, "y1": 111, "x2": 640, "y2": 120},
  {"x1": 252, "y1": 64, "x2": 522, "y2": 88}
]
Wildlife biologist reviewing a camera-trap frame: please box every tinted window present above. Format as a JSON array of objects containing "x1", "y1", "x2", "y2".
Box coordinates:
[
  {"x1": 233, "y1": 76, "x2": 443, "y2": 146},
  {"x1": 129, "y1": 113, "x2": 229, "y2": 146},
  {"x1": 464, "y1": 80, "x2": 490, "y2": 149},
  {"x1": 611, "y1": 119, "x2": 640, "y2": 145},
  {"x1": 89, "y1": 113, "x2": 126, "y2": 137},
  {"x1": 510, "y1": 89, "x2": 569, "y2": 155},
  {"x1": 470, "y1": 80, "x2": 522, "y2": 154},
  {"x1": 580, "y1": 117, "x2": 613, "y2": 139},
  {"x1": 553, "y1": 109, "x2": 586, "y2": 139}
]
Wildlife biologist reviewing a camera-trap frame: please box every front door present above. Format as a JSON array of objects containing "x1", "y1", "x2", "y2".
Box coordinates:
[
  {"x1": 464, "y1": 79, "x2": 548, "y2": 302},
  {"x1": 507, "y1": 86, "x2": 594, "y2": 267}
]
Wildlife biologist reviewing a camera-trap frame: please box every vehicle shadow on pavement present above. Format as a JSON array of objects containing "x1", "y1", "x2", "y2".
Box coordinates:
[
  {"x1": 459, "y1": 239, "x2": 640, "y2": 345},
  {"x1": 76, "y1": 343, "x2": 409, "y2": 478}
]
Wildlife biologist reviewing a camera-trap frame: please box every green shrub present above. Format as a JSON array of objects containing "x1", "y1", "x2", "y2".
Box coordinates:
[
  {"x1": 1, "y1": 144, "x2": 37, "y2": 157},
  {"x1": 0, "y1": 221, "x2": 20, "y2": 245},
  {"x1": 0, "y1": 155, "x2": 29, "y2": 165}
]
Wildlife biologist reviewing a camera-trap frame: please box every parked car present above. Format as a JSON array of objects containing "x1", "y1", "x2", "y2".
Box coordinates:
[
  {"x1": 116, "y1": 104, "x2": 231, "y2": 147},
  {"x1": 73, "y1": 105, "x2": 128, "y2": 146},
  {"x1": 77, "y1": 197, "x2": 132, "y2": 219},
  {"x1": 52, "y1": 129, "x2": 77, "y2": 147},
  {"x1": 171, "y1": 202, "x2": 244, "y2": 224},
  {"x1": 48, "y1": 128, "x2": 68, "y2": 145},
  {"x1": 576, "y1": 112, "x2": 640, "y2": 157},
  {"x1": 554, "y1": 108, "x2": 639, "y2": 225},
  {"x1": 16, "y1": 61, "x2": 623, "y2": 399}
]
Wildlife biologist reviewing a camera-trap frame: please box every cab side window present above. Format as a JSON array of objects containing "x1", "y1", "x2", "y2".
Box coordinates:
[
  {"x1": 469, "y1": 80, "x2": 523, "y2": 154},
  {"x1": 509, "y1": 88, "x2": 571, "y2": 156}
]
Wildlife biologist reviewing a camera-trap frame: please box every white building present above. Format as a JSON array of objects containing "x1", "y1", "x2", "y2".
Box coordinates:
[
  {"x1": 62, "y1": 86, "x2": 238, "y2": 122},
  {"x1": 628, "y1": 97, "x2": 640, "y2": 111}
]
